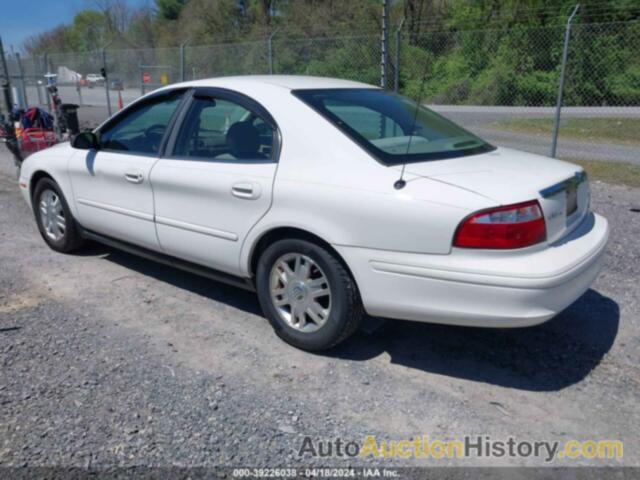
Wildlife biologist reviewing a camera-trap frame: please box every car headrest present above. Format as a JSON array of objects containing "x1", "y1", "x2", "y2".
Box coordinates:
[{"x1": 226, "y1": 121, "x2": 261, "y2": 159}]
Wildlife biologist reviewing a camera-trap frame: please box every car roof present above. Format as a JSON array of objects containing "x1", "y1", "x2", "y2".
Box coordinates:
[{"x1": 174, "y1": 75, "x2": 378, "y2": 91}]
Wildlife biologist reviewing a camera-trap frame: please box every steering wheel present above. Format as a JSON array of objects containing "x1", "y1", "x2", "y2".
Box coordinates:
[{"x1": 144, "y1": 124, "x2": 166, "y2": 138}]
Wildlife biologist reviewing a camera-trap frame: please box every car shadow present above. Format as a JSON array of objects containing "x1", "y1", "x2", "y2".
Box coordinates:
[
  {"x1": 84, "y1": 243, "x2": 619, "y2": 392},
  {"x1": 81, "y1": 243, "x2": 262, "y2": 317},
  {"x1": 332, "y1": 289, "x2": 619, "y2": 392}
]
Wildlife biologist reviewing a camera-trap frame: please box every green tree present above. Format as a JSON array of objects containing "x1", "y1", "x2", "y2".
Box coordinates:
[
  {"x1": 156, "y1": 0, "x2": 189, "y2": 21},
  {"x1": 68, "y1": 10, "x2": 109, "y2": 51}
]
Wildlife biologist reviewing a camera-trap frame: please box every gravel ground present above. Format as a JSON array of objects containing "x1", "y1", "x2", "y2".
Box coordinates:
[{"x1": 0, "y1": 149, "x2": 639, "y2": 472}]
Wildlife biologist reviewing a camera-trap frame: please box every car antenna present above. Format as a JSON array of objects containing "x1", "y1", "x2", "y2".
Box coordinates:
[{"x1": 394, "y1": 69, "x2": 430, "y2": 190}]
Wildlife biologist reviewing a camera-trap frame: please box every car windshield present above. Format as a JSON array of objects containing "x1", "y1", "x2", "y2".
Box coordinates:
[{"x1": 293, "y1": 88, "x2": 495, "y2": 165}]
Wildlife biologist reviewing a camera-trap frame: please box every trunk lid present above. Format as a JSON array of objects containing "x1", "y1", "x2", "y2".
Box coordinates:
[{"x1": 403, "y1": 147, "x2": 590, "y2": 243}]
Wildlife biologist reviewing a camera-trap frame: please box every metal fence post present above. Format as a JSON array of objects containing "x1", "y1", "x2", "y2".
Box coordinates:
[
  {"x1": 551, "y1": 4, "x2": 580, "y2": 158},
  {"x1": 102, "y1": 47, "x2": 112, "y2": 117},
  {"x1": 380, "y1": 0, "x2": 390, "y2": 89},
  {"x1": 394, "y1": 19, "x2": 405, "y2": 93},
  {"x1": 15, "y1": 52, "x2": 28, "y2": 107},
  {"x1": 35, "y1": 55, "x2": 44, "y2": 106},
  {"x1": 180, "y1": 41, "x2": 189, "y2": 82},
  {"x1": 76, "y1": 75, "x2": 83, "y2": 106},
  {"x1": 268, "y1": 30, "x2": 278, "y2": 75},
  {"x1": 140, "y1": 65, "x2": 145, "y2": 96},
  {"x1": 44, "y1": 53, "x2": 52, "y2": 110},
  {"x1": 0, "y1": 36, "x2": 12, "y2": 116}
]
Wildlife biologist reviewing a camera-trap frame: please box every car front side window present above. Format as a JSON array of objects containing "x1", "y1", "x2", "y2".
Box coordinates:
[{"x1": 98, "y1": 92, "x2": 183, "y2": 155}]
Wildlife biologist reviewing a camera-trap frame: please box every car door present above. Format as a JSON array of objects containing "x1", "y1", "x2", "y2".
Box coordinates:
[
  {"x1": 68, "y1": 90, "x2": 185, "y2": 251},
  {"x1": 150, "y1": 88, "x2": 279, "y2": 275}
]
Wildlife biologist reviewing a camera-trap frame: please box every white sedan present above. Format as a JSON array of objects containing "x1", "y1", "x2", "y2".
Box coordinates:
[
  {"x1": 18, "y1": 76, "x2": 609, "y2": 351},
  {"x1": 85, "y1": 73, "x2": 105, "y2": 87}
]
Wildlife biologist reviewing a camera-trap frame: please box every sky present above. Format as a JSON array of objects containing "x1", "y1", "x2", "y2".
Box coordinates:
[{"x1": 0, "y1": 0, "x2": 150, "y2": 52}]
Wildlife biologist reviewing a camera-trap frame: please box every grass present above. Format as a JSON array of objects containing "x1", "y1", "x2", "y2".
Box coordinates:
[
  {"x1": 561, "y1": 158, "x2": 640, "y2": 188},
  {"x1": 492, "y1": 117, "x2": 640, "y2": 146}
]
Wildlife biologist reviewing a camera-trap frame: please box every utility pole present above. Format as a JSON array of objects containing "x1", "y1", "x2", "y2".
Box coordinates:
[
  {"x1": 0, "y1": 36, "x2": 13, "y2": 116},
  {"x1": 380, "y1": 0, "x2": 389, "y2": 89}
]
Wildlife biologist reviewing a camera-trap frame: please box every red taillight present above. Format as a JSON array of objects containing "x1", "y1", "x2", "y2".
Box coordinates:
[{"x1": 453, "y1": 200, "x2": 546, "y2": 249}]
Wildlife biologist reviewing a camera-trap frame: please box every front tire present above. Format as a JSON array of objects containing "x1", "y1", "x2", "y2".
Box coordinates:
[
  {"x1": 33, "y1": 178, "x2": 85, "y2": 253},
  {"x1": 256, "y1": 239, "x2": 363, "y2": 351}
]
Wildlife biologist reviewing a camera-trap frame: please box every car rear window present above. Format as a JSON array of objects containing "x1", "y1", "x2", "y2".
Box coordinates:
[{"x1": 292, "y1": 88, "x2": 495, "y2": 165}]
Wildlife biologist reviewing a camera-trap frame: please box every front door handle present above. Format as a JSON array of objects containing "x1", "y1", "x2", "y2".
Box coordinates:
[
  {"x1": 124, "y1": 170, "x2": 144, "y2": 184},
  {"x1": 231, "y1": 182, "x2": 261, "y2": 200}
]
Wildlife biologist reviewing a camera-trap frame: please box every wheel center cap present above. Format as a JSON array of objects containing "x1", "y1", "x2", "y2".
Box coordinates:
[{"x1": 291, "y1": 283, "x2": 307, "y2": 302}]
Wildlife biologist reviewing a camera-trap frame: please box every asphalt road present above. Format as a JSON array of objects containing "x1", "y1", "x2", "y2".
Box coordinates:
[{"x1": 1, "y1": 150, "x2": 639, "y2": 470}]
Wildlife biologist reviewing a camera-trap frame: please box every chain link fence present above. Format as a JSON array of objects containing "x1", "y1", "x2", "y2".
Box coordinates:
[
  {"x1": 555, "y1": 21, "x2": 640, "y2": 164},
  {"x1": 272, "y1": 35, "x2": 380, "y2": 84},
  {"x1": 3, "y1": 20, "x2": 639, "y2": 164},
  {"x1": 187, "y1": 40, "x2": 270, "y2": 80},
  {"x1": 391, "y1": 21, "x2": 640, "y2": 165}
]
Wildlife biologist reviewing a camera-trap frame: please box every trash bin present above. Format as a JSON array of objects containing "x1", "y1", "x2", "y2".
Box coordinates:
[{"x1": 60, "y1": 103, "x2": 80, "y2": 135}]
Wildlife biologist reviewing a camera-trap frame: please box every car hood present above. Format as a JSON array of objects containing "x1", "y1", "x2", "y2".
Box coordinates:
[{"x1": 402, "y1": 147, "x2": 582, "y2": 205}]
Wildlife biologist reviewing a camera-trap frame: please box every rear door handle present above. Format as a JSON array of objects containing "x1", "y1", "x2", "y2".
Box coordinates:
[
  {"x1": 124, "y1": 170, "x2": 144, "y2": 184},
  {"x1": 231, "y1": 182, "x2": 261, "y2": 200}
]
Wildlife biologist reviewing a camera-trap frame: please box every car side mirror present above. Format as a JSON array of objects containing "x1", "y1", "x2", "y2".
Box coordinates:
[{"x1": 72, "y1": 131, "x2": 99, "y2": 150}]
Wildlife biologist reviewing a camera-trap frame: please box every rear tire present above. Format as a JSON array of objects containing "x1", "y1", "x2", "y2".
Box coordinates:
[
  {"x1": 256, "y1": 238, "x2": 363, "y2": 351},
  {"x1": 33, "y1": 177, "x2": 85, "y2": 253}
]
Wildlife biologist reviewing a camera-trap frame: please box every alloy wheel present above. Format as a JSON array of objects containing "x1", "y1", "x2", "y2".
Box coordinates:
[
  {"x1": 269, "y1": 253, "x2": 332, "y2": 333},
  {"x1": 39, "y1": 189, "x2": 66, "y2": 242}
]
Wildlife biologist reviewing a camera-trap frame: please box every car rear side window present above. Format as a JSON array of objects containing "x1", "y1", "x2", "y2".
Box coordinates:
[
  {"x1": 98, "y1": 92, "x2": 183, "y2": 155},
  {"x1": 172, "y1": 96, "x2": 274, "y2": 161}
]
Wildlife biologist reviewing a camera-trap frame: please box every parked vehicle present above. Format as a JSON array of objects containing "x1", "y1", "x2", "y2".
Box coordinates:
[
  {"x1": 86, "y1": 73, "x2": 105, "y2": 88},
  {"x1": 17, "y1": 76, "x2": 609, "y2": 351}
]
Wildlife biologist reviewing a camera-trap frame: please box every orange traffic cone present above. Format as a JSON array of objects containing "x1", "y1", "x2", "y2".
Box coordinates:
[{"x1": 117, "y1": 90, "x2": 124, "y2": 111}]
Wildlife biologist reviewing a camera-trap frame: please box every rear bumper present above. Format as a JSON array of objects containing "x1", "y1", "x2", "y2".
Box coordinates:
[{"x1": 336, "y1": 212, "x2": 609, "y2": 327}]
